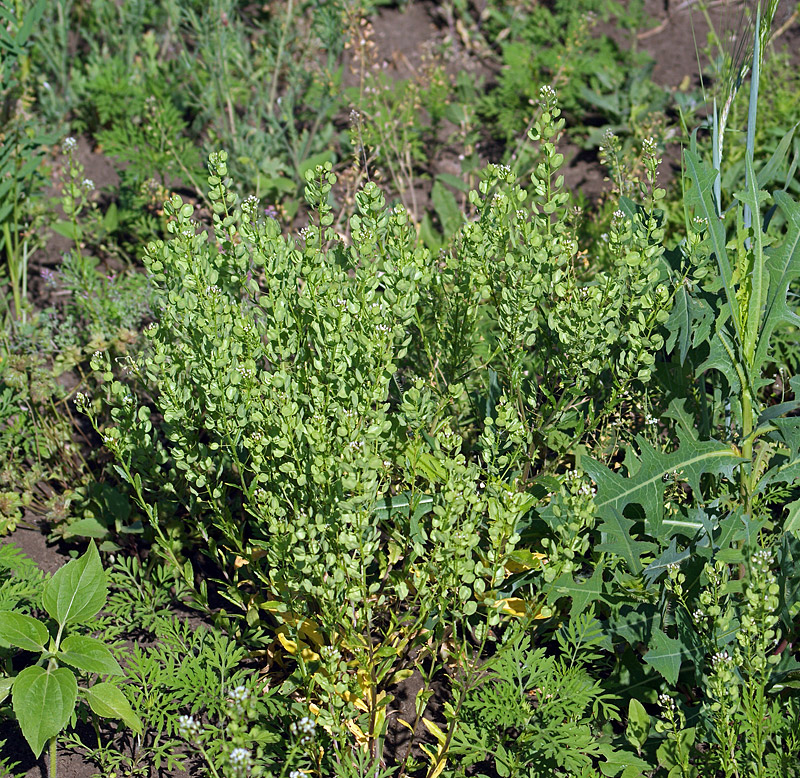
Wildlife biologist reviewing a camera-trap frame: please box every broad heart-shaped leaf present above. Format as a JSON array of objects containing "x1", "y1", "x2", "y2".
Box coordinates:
[
  {"x1": 683, "y1": 147, "x2": 741, "y2": 345},
  {"x1": 643, "y1": 628, "x2": 682, "y2": 685},
  {"x1": 12, "y1": 665, "x2": 77, "y2": 758},
  {"x1": 752, "y1": 190, "x2": 800, "y2": 371},
  {"x1": 0, "y1": 611, "x2": 49, "y2": 652},
  {"x1": 42, "y1": 541, "x2": 107, "y2": 627},
  {"x1": 584, "y1": 429, "x2": 743, "y2": 572},
  {"x1": 83, "y1": 683, "x2": 143, "y2": 734},
  {"x1": 59, "y1": 636, "x2": 123, "y2": 676}
]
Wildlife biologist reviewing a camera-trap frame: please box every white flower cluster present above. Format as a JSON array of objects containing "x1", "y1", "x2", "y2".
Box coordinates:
[
  {"x1": 176, "y1": 714, "x2": 202, "y2": 739},
  {"x1": 228, "y1": 747, "x2": 252, "y2": 776},
  {"x1": 62, "y1": 137, "x2": 77, "y2": 153},
  {"x1": 290, "y1": 716, "x2": 316, "y2": 744},
  {"x1": 539, "y1": 84, "x2": 556, "y2": 102},
  {"x1": 642, "y1": 136, "x2": 658, "y2": 156}
]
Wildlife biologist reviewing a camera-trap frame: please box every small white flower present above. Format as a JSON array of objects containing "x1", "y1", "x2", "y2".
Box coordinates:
[
  {"x1": 62, "y1": 137, "x2": 77, "y2": 153},
  {"x1": 176, "y1": 714, "x2": 202, "y2": 739},
  {"x1": 228, "y1": 747, "x2": 252, "y2": 776},
  {"x1": 290, "y1": 716, "x2": 316, "y2": 744},
  {"x1": 642, "y1": 136, "x2": 658, "y2": 156},
  {"x1": 82, "y1": 178, "x2": 95, "y2": 191}
]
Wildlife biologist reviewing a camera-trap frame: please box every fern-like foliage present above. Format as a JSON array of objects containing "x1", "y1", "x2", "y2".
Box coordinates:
[
  {"x1": 446, "y1": 611, "x2": 618, "y2": 777},
  {"x1": 0, "y1": 541, "x2": 44, "y2": 614}
]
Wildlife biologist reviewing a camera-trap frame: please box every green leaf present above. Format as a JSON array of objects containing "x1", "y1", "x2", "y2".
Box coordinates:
[
  {"x1": 548, "y1": 561, "x2": 605, "y2": 616},
  {"x1": 12, "y1": 665, "x2": 77, "y2": 759},
  {"x1": 431, "y1": 180, "x2": 462, "y2": 238},
  {"x1": 42, "y1": 541, "x2": 108, "y2": 627},
  {"x1": 597, "y1": 743, "x2": 651, "y2": 777},
  {"x1": 643, "y1": 629, "x2": 682, "y2": 685},
  {"x1": 61, "y1": 517, "x2": 110, "y2": 540},
  {"x1": 625, "y1": 698, "x2": 650, "y2": 751},
  {"x1": 59, "y1": 636, "x2": 123, "y2": 676},
  {"x1": 0, "y1": 676, "x2": 13, "y2": 704},
  {"x1": 752, "y1": 190, "x2": 800, "y2": 371},
  {"x1": 584, "y1": 429, "x2": 743, "y2": 569},
  {"x1": 298, "y1": 151, "x2": 335, "y2": 180},
  {"x1": 0, "y1": 611, "x2": 49, "y2": 652},
  {"x1": 51, "y1": 221, "x2": 81, "y2": 241},
  {"x1": 83, "y1": 683, "x2": 142, "y2": 734},
  {"x1": 684, "y1": 148, "x2": 741, "y2": 344}
]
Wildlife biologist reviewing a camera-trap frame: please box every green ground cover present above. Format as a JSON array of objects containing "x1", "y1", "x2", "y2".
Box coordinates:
[{"x1": 2, "y1": 1, "x2": 800, "y2": 776}]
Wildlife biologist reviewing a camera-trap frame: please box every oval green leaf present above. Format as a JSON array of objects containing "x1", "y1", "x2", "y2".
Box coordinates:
[
  {"x1": 43, "y1": 541, "x2": 108, "y2": 627},
  {"x1": 0, "y1": 611, "x2": 49, "y2": 652},
  {"x1": 83, "y1": 683, "x2": 143, "y2": 734},
  {"x1": 12, "y1": 665, "x2": 77, "y2": 758},
  {"x1": 59, "y1": 635, "x2": 123, "y2": 676}
]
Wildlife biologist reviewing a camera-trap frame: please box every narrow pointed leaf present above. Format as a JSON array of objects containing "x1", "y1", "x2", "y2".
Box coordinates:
[
  {"x1": 752, "y1": 190, "x2": 800, "y2": 370},
  {"x1": 684, "y1": 148, "x2": 741, "y2": 344}
]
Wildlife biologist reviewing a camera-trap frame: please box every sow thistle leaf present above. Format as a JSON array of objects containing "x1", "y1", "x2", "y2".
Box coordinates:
[
  {"x1": 584, "y1": 430, "x2": 743, "y2": 572},
  {"x1": 643, "y1": 628, "x2": 683, "y2": 685},
  {"x1": 752, "y1": 190, "x2": 800, "y2": 371},
  {"x1": 684, "y1": 147, "x2": 741, "y2": 343}
]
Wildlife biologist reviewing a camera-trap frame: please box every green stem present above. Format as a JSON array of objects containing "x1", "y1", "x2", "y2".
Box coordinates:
[{"x1": 49, "y1": 734, "x2": 57, "y2": 778}]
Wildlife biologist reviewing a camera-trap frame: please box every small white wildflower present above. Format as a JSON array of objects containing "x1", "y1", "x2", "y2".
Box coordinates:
[
  {"x1": 176, "y1": 714, "x2": 202, "y2": 739},
  {"x1": 539, "y1": 84, "x2": 556, "y2": 102},
  {"x1": 290, "y1": 716, "x2": 316, "y2": 744},
  {"x1": 228, "y1": 747, "x2": 252, "y2": 776},
  {"x1": 82, "y1": 178, "x2": 95, "y2": 191},
  {"x1": 227, "y1": 685, "x2": 250, "y2": 714},
  {"x1": 62, "y1": 137, "x2": 77, "y2": 153},
  {"x1": 712, "y1": 650, "x2": 731, "y2": 665},
  {"x1": 642, "y1": 136, "x2": 658, "y2": 156}
]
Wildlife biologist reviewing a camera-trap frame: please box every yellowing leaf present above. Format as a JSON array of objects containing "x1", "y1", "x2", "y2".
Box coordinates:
[
  {"x1": 387, "y1": 668, "x2": 415, "y2": 686},
  {"x1": 397, "y1": 717, "x2": 415, "y2": 733},
  {"x1": 422, "y1": 717, "x2": 447, "y2": 745},
  {"x1": 494, "y1": 597, "x2": 549, "y2": 619},
  {"x1": 428, "y1": 759, "x2": 447, "y2": 778},
  {"x1": 345, "y1": 719, "x2": 368, "y2": 747},
  {"x1": 504, "y1": 551, "x2": 547, "y2": 573},
  {"x1": 277, "y1": 632, "x2": 297, "y2": 654}
]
